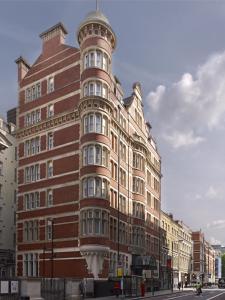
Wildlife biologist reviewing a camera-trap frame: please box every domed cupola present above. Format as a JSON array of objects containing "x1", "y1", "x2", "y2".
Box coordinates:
[{"x1": 77, "y1": 10, "x2": 116, "y2": 51}]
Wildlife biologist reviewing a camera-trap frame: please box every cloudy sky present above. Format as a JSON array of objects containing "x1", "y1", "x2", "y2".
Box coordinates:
[{"x1": 1, "y1": 0, "x2": 225, "y2": 245}]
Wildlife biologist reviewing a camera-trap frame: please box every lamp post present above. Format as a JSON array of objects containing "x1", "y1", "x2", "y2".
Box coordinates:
[{"x1": 47, "y1": 218, "x2": 54, "y2": 281}]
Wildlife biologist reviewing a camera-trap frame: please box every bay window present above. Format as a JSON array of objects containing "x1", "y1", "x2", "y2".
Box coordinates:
[
  {"x1": 133, "y1": 177, "x2": 145, "y2": 195},
  {"x1": 83, "y1": 81, "x2": 109, "y2": 99},
  {"x1": 82, "y1": 177, "x2": 109, "y2": 199},
  {"x1": 82, "y1": 144, "x2": 109, "y2": 167},
  {"x1": 83, "y1": 49, "x2": 109, "y2": 71},
  {"x1": 80, "y1": 209, "x2": 109, "y2": 236},
  {"x1": 83, "y1": 113, "x2": 108, "y2": 135}
]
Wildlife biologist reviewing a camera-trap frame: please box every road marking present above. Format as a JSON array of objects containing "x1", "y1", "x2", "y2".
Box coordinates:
[
  {"x1": 166, "y1": 293, "x2": 192, "y2": 299},
  {"x1": 206, "y1": 291, "x2": 225, "y2": 300}
]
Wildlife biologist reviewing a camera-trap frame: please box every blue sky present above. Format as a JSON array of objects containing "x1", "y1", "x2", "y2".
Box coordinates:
[{"x1": 1, "y1": 0, "x2": 225, "y2": 245}]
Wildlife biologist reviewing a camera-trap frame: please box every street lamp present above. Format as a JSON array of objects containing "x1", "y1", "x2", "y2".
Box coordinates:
[{"x1": 47, "y1": 218, "x2": 54, "y2": 281}]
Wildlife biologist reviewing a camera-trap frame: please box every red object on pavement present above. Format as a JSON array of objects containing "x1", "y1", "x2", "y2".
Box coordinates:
[{"x1": 141, "y1": 282, "x2": 145, "y2": 297}]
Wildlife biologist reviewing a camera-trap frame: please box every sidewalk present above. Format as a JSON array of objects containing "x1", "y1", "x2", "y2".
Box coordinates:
[
  {"x1": 86, "y1": 288, "x2": 193, "y2": 300},
  {"x1": 133, "y1": 288, "x2": 193, "y2": 299}
]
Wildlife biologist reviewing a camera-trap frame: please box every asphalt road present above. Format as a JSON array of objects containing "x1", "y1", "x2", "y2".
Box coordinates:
[{"x1": 152, "y1": 289, "x2": 225, "y2": 300}]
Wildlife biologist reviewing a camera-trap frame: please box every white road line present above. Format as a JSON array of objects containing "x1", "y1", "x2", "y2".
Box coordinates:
[
  {"x1": 166, "y1": 293, "x2": 193, "y2": 299},
  {"x1": 206, "y1": 291, "x2": 225, "y2": 300}
]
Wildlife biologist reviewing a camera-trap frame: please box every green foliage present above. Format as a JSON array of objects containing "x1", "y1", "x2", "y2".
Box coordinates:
[{"x1": 222, "y1": 254, "x2": 225, "y2": 278}]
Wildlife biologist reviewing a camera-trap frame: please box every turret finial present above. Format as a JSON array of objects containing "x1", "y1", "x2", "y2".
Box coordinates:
[{"x1": 96, "y1": 0, "x2": 99, "y2": 11}]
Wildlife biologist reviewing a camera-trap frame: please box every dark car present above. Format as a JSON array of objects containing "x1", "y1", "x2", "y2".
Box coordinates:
[{"x1": 218, "y1": 278, "x2": 225, "y2": 288}]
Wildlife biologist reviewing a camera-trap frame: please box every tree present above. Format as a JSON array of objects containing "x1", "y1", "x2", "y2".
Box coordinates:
[{"x1": 222, "y1": 254, "x2": 225, "y2": 278}]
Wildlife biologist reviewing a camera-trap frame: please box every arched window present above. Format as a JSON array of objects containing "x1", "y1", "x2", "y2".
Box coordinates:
[{"x1": 82, "y1": 177, "x2": 109, "y2": 199}]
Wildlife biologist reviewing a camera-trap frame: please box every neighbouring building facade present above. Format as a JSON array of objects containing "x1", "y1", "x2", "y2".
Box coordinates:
[
  {"x1": 16, "y1": 11, "x2": 161, "y2": 279},
  {"x1": 161, "y1": 212, "x2": 192, "y2": 288},
  {"x1": 212, "y1": 245, "x2": 223, "y2": 282},
  {"x1": 0, "y1": 117, "x2": 17, "y2": 277},
  {"x1": 176, "y1": 220, "x2": 193, "y2": 284},
  {"x1": 204, "y1": 241, "x2": 215, "y2": 284},
  {"x1": 192, "y1": 231, "x2": 216, "y2": 284},
  {"x1": 192, "y1": 231, "x2": 205, "y2": 282}
]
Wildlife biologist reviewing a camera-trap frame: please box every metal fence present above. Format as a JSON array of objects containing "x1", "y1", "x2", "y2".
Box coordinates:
[{"x1": 41, "y1": 278, "x2": 66, "y2": 300}]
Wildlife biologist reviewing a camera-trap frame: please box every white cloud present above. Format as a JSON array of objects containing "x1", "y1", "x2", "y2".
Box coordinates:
[
  {"x1": 209, "y1": 236, "x2": 222, "y2": 245},
  {"x1": 207, "y1": 219, "x2": 225, "y2": 229},
  {"x1": 146, "y1": 51, "x2": 225, "y2": 149},
  {"x1": 206, "y1": 186, "x2": 221, "y2": 199},
  {"x1": 148, "y1": 85, "x2": 166, "y2": 111},
  {"x1": 163, "y1": 130, "x2": 205, "y2": 149}
]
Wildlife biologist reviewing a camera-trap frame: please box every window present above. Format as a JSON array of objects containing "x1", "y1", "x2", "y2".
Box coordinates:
[
  {"x1": 47, "y1": 77, "x2": 54, "y2": 93},
  {"x1": 24, "y1": 220, "x2": 39, "y2": 241},
  {"x1": 47, "y1": 104, "x2": 54, "y2": 118},
  {"x1": 83, "y1": 49, "x2": 109, "y2": 71},
  {"x1": 82, "y1": 177, "x2": 109, "y2": 199},
  {"x1": 25, "y1": 82, "x2": 41, "y2": 102},
  {"x1": 147, "y1": 191, "x2": 151, "y2": 207},
  {"x1": 133, "y1": 177, "x2": 145, "y2": 195},
  {"x1": 119, "y1": 168, "x2": 126, "y2": 187},
  {"x1": 25, "y1": 192, "x2": 40, "y2": 210},
  {"x1": 25, "y1": 109, "x2": 41, "y2": 127},
  {"x1": 133, "y1": 152, "x2": 145, "y2": 171},
  {"x1": 154, "y1": 177, "x2": 160, "y2": 193},
  {"x1": 120, "y1": 141, "x2": 126, "y2": 161},
  {"x1": 47, "y1": 161, "x2": 53, "y2": 178},
  {"x1": 82, "y1": 144, "x2": 108, "y2": 167},
  {"x1": 83, "y1": 81, "x2": 108, "y2": 99},
  {"x1": 132, "y1": 226, "x2": 145, "y2": 247},
  {"x1": 23, "y1": 253, "x2": 38, "y2": 277},
  {"x1": 46, "y1": 222, "x2": 52, "y2": 240},
  {"x1": 119, "y1": 195, "x2": 127, "y2": 214},
  {"x1": 80, "y1": 209, "x2": 109, "y2": 236},
  {"x1": 83, "y1": 113, "x2": 108, "y2": 135},
  {"x1": 25, "y1": 165, "x2": 40, "y2": 183},
  {"x1": 0, "y1": 162, "x2": 3, "y2": 176},
  {"x1": 47, "y1": 133, "x2": 54, "y2": 150},
  {"x1": 24, "y1": 137, "x2": 40, "y2": 156},
  {"x1": 111, "y1": 132, "x2": 118, "y2": 153},
  {"x1": 135, "y1": 109, "x2": 142, "y2": 128},
  {"x1": 133, "y1": 202, "x2": 145, "y2": 219},
  {"x1": 47, "y1": 190, "x2": 53, "y2": 207}
]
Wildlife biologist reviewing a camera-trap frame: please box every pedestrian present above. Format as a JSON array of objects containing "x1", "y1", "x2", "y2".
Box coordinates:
[
  {"x1": 79, "y1": 280, "x2": 85, "y2": 299},
  {"x1": 178, "y1": 282, "x2": 181, "y2": 291}
]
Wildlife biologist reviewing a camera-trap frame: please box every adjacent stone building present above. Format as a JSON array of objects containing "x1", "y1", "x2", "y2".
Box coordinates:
[
  {"x1": 16, "y1": 11, "x2": 161, "y2": 279},
  {"x1": 0, "y1": 117, "x2": 17, "y2": 276},
  {"x1": 161, "y1": 212, "x2": 192, "y2": 288}
]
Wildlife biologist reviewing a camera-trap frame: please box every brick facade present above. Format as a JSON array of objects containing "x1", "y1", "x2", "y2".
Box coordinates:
[{"x1": 16, "y1": 11, "x2": 161, "y2": 279}]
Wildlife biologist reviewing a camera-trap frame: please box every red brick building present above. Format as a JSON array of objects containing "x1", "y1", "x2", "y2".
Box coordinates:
[{"x1": 16, "y1": 11, "x2": 161, "y2": 279}]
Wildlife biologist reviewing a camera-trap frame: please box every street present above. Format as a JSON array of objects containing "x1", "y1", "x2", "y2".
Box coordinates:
[{"x1": 151, "y1": 289, "x2": 225, "y2": 300}]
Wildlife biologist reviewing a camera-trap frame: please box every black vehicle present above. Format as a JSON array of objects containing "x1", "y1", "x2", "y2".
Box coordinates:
[{"x1": 218, "y1": 278, "x2": 225, "y2": 288}]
